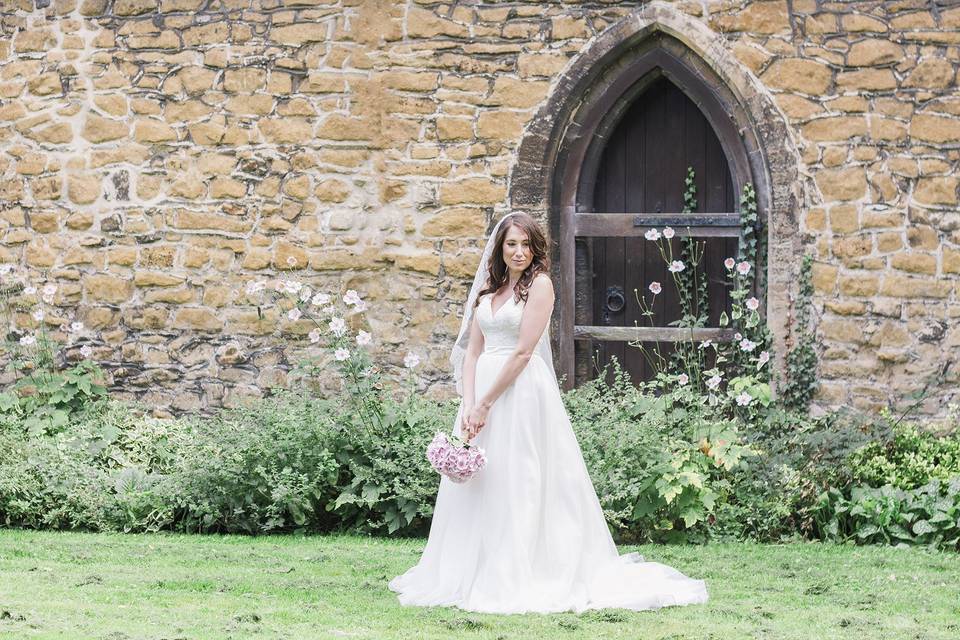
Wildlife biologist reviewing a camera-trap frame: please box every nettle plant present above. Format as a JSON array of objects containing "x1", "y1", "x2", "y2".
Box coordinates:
[{"x1": 0, "y1": 265, "x2": 106, "y2": 434}]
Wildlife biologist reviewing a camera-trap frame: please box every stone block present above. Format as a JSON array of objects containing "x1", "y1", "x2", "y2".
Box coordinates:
[
  {"x1": 762, "y1": 58, "x2": 832, "y2": 94},
  {"x1": 85, "y1": 274, "x2": 134, "y2": 303},
  {"x1": 816, "y1": 168, "x2": 868, "y2": 201}
]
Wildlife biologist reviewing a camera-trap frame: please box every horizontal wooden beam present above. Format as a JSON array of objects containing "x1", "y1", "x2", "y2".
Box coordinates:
[
  {"x1": 574, "y1": 213, "x2": 741, "y2": 237},
  {"x1": 573, "y1": 325, "x2": 737, "y2": 342}
]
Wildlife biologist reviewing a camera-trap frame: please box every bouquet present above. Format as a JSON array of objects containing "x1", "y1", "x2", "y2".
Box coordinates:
[{"x1": 426, "y1": 431, "x2": 487, "y2": 483}]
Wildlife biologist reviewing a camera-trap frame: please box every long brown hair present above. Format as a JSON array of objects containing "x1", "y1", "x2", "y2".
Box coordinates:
[{"x1": 473, "y1": 213, "x2": 551, "y2": 308}]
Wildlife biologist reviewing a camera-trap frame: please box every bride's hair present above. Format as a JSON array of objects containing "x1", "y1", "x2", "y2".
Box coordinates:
[{"x1": 473, "y1": 213, "x2": 551, "y2": 308}]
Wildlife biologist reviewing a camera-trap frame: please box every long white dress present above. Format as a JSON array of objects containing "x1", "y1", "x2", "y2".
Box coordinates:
[{"x1": 389, "y1": 290, "x2": 709, "y2": 614}]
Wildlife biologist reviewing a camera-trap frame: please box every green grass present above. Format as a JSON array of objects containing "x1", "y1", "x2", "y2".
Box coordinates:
[{"x1": 0, "y1": 530, "x2": 958, "y2": 639}]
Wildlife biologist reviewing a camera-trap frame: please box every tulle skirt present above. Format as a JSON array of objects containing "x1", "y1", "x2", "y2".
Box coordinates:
[{"x1": 388, "y1": 348, "x2": 708, "y2": 614}]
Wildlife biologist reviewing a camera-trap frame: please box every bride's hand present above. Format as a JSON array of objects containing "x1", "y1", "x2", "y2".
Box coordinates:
[
  {"x1": 465, "y1": 405, "x2": 489, "y2": 440},
  {"x1": 460, "y1": 405, "x2": 473, "y2": 439}
]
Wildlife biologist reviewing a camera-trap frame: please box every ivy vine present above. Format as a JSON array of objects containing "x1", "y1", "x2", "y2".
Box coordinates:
[{"x1": 781, "y1": 253, "x2": 818, "y2": 410}]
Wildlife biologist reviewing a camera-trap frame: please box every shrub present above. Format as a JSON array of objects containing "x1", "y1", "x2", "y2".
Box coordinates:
[{"x1": 847, "y1": 416, "x2": 960, "y2": 490}]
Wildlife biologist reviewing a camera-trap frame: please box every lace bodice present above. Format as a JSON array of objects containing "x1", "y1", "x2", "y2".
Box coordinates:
[{"x1": 477, "y1": 290, "x2": 549, "y2": 353}]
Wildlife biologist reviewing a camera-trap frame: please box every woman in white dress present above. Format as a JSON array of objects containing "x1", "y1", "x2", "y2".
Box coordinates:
[{"x1": 389, "y1": 212, "x2": 708, "y2": 614}]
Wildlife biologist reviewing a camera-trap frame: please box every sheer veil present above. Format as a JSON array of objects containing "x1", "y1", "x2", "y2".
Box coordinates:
[{"x1": 449, "y1": 213, "x2": 558, "y2": 397}]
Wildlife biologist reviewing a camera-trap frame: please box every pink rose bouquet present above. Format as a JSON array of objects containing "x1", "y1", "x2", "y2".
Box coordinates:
[{"x1": 426, "y1": 432, "x2": 487, "y2": 483}]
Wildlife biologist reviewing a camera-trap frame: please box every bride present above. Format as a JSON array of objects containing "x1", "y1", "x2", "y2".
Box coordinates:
[{"x1": 389, "y1": 212, "x2": 708, "y2": 614}]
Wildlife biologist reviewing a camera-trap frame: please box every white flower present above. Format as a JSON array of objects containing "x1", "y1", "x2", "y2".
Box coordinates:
[
  {"x1": 298, "y1": 287, "x2": 312, "y2": 302},
  {"x1": 668, "y1": 260, "x2": 685, "y2": 273},
  {"x1": 69, "y1": 321, "x2": 84, "y2": 333},
  {"x1": 724, "y1": 257, "x2": 735, "y2": 270},
  {"x1": 735, "y1": 391, "x2": 753, "y2": 406},
  {"x1": 698, "y1": 339, "x2": 713, "y2": 350},
  {"x1": 746, "y1": 297, "x2": 760, "y2": 311},
  {"x1": 739, "y1": 338, "x2": 757, "y2": 353},
  {"x1": 24, "y1": 285, "x2": 37, "y2": 295},
  {"x1": 322, "y1": 304, "x2": 337, "y2": 316},
  {"x1": 706, "y1": 374, "x2": 722, "y2": 391},
  {"x1": 734, "y1": 332, "x2": 742, "y2": 341},
  {"x1": 329, "y1": 317, "x2": 347, "y2": 337},
  {"x1": 356, "y1": 330, "x2": 372, "y2": 346},
  {"x1": 287, "y1": 308, "x2": 302, "y2": 322},
  {"x1": 0, "y1": 264, "x2": 13, "y2": 275},
  {"x1": 308, "y1": 328, "x2": 322, "y2": 344},
  {"x1": 648, "y1": 281, "x2": 662, "y2": 295},
  {"x1": 276, "y1": 279, "x2": 303, "y2": 295},
  {"x1": 311, "y1": 292, "x2": 331, "y2": 306},
  {"x1": 286, "y1": 256, "x2": 297, "y2": 266},
  {"x1": 343, "y1": 289, "x2": 362, "y2": 306},
  {"x1": 677, "y1": 373, "x2": 689, "y2": 385},
  {"x1": 352, "y1": 300, "x2": 367, "y2": 313},
  {"x1": 245, "y1": 280, "x2": 266, "y2": 296},
  {"x1": 736, "y1": 261, "x2": 751, "y2": 275},
  {"x1": 80, "y1": 345, "x2": 93, "y2": 358},
  {"x1": 662, "y1": 226, "x2": 675, "y2": 239},
  {"x1": 334, "y1": 348, "x2": 350, "y2": 361},
  {"x1": 32, "y1": 309, "x2": 45, "y2": 322},
  {"x1": 757, "y1": 350, "x2": 770, "y2": 369},
  {"x1": 403, "y1": 351, "x2": 420, "y2": 369},
  {"x1": 19, "y1": 334, "x2": 36, "y2": 346},
  {"x1": 42, "y1": 283, "x2": 57, "y2": 297},
  {"x1": 644, "y1": 228, "x2": 661, "y2": 241}
]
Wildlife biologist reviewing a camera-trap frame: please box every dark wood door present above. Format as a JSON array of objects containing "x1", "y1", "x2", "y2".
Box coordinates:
[{"x1": 589, "y1": 78, "x2": 738, "y2": 385}]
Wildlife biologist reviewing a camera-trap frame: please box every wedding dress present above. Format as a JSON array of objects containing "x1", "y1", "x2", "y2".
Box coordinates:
[{"x1": 389, "y1": 288, "x2": 708, "y2": 614}]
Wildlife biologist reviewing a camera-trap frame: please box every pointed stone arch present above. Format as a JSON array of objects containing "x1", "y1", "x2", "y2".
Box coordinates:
[{"x1": 510, "y1": 1, "x2": 801, "y2": 391}]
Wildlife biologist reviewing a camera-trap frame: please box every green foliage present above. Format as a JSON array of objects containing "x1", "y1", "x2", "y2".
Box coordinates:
[
  {"x1": 847, "y1": 418, "x2": 960, "y2": 490},
  {"x1": 812, "y1": 478, "x2": 960, "y2": 551},
  {"x1": 781, "y1": 254, "x2": 818, "y2": 410},
  {"x1": 0, "y1": 360, "x2": 108, "y2": 436}
]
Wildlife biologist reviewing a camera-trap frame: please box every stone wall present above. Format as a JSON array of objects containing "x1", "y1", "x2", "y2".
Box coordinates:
[{"x1": 0, "y1": 0, "x2": 957, "y2": 418}]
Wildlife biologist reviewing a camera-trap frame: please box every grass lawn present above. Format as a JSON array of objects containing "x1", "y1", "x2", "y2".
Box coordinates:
[{"x1": 0, "y1": 530, "x2": 957, "y2": 639}]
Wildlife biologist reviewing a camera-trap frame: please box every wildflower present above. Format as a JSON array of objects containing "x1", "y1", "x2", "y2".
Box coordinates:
[
  {"x1": 668, "y1": 260, "x2": 685, "y2": 273},
  {"x1": 276, "y1": 279, "x2": 303, "y2": 295},
  {"x1": 698, "y1": 339, "x2": 713, "y2": 350},
  {"x1": 42, "y1": 283, "x2": 57, "y2": 297},
  {"x1": 322, "y1": 304, "x2": 337, "y2": 316},
  {"x1": 644, "y1": 228, "x2": 661, "y2": 241},
  {"x1": 80, "y1": 345, "x2": 93, "y2": 358},
  {"x1": 69, "y1": 321, "x2": 84, "y2": 333},
  {"x1": 746, "y1": 297, "x2": 760, "y2": 311},
  {"x1": 32, "y1": 309, "x2": 44, "y2": 322},
  {"x1": 724, "y1": 257, "x2": 735, "y2": 270},
  {"x1": 736, "y1": 261, "x2": 751, "y2": 275},
  {"x1": 24, "y1": 285, "x2": 37, "y2": 295},
  {"x1": 334, "y1": 348, "x2": 350, "y2": 361},
  {"x1": 298, "y1": 287, "x2": 312, "y2": 303},
  {"x1": 329, "y1": 317, "x2": 347, "y2": 337},
  {"x1": 19, "y1": 334, "x2": 36, "y2": 346},
  {"x1": 286, "y1": 256, "x2": 297, "y2": 267},
  {"x1": 404, "y1": 351, "x2": 420, "y2": 369},
  {"x1": 343, "y1": 289, "x2": 362, "y2": 306},
  {"x1": 706, "y1": 374, "x2": 722, "y2": 391},
  {"x1": 287, "y1": 308, "x2": 302, "y2": 322},
  {"x1": 662, "y1": 226, "x2": 675, "y2": 239},
  {"x1": 734, "y1": 332, "x2": 742, "y2": 341},
  {"x1": 356, "y1": 330, "x2": 372, "y2": 346},
  {"x1": 757, "y1": 350, "x2": 770, "y2": 369},
  {"x1": 648, "y1": 281, "x2": 662, "y2": 295},
  {"x1": 677, "y1": 373, "x2": 689, "y2": 385},
  {"x1": 739, "y1": 338, "x2": 757, "y2": 353},
  {"x1": 0, "y1": 264, "x2": 12, "y2": 275},
  {"x1": 308, "y1": 328, "x2": 322, "y2": 344},
  {"x1": 353, "y1": 300, "x2": 367, "y2": 313},
  {"x1": 245, "y1": 280, "x2": 266, "y2": 296},
  {"x1": 735, "y1": 392, "x2": 752, "y2": 406},
  {"x1": 311, "y1": 292, "x2": 331, "y2": 306}
]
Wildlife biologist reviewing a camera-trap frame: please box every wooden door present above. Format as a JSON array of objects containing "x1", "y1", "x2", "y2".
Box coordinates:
[{"x1": 586, "y1": 78, "x2": 738, "y2": 385}]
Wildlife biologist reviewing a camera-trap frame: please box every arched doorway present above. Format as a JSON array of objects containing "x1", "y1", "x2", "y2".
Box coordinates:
[{"x1": 510, "y1": 4, "x2": 801, "y2": 391}]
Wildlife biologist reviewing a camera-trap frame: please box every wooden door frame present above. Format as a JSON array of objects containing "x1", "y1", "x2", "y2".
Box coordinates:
[{"x1": 510, "y1": 7, "x2": 800, "y2": 392}]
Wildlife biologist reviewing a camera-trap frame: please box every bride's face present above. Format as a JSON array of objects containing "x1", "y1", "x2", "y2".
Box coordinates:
[{"x1": 502, "y1": 224, "x2": 532, "y2": 275}]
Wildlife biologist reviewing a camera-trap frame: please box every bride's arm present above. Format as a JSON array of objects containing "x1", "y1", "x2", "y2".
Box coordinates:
[
  {"x1": 474, "y1": 275, "x2": 554, "y2": 413},
  {"x1": 461, "y1": 312, "x2": 484, "y2": 411}
]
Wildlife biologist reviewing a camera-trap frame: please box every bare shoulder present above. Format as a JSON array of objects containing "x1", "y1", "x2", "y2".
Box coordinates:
[{"x1": 529, "y1": 273, "x2": 554, "y2": 298}]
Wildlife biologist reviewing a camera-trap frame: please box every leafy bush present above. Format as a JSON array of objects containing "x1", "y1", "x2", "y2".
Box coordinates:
[
  {"x1": 847, "y1": 417, "x2": 960, "y2": 490},
  {"x1": 812, "y1": 478, "x2": 960, "y2": 551}
]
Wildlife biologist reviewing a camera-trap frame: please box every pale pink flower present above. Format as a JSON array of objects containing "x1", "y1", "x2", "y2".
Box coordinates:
[
  {"x1": 356, "y1": 330, "x2": 372, "y2": 346},
  {"x1": 662, "y1": 226, "x2": 675, "y2": 239},
  {"x1": 746, "y1": 297, "x2": 760, "y2": 311},
  {"x1": 668, "y1": 260, "x2": 685, "y2": 273},
  {"x1": 334, "y1": 348, "x2": 350, "y2": 361},
  {"x1": 698, "y1": 339, "x2": 713, "y2": 350},
  {"x1": 736, "y1": 261, "x2": 751, "y2": 275},
  {"x1": 322, "y1": 304, "x2": 337, "y2": 316},
  {"x1": 677, "y1": 373, "x2": 689, "y2": 385},
  {"x1": 80, "y1": 345, "x2": 93, "y2": 358},
  {"x1": 286, "y1": 256, "x2": 297, "y2": 266},
  {"x1": 734, "y1": 332, "x2": 742, "y2": 341},
  {"x1": 404, "y1": 351, "x2": 420, "y2": 369},
  {"x1": 735, "y1": 392, "x2": 753, "y2": 406},
  {"x1": 739, "y1": 338, "x2": 757, "y2": 353},
  {"x1": 311, "y1": 292, "x2": 331, "y2": 306},
  {"x1": 644, "y1": 228, "x2": 661, "y2": 241},
  {"x1": 329, "y1": 317, "x2": 347, "y2": 337},
  {"x1": 69, "y1": 321, "x2": 84, "y2": 333},
  {"x1": 298, "y1": 287, "x2": 312, "y2": 302},
  {"x1": 19, "y1": 334, "x2": 35, "y2": 346},
  {"x1": 648, "y1": 281, "x2": 662, "y2": 295},
  {"x1": 308, "y1": 328, "x2": 322, "y2": 344},
  {"x1": 32, "y1": 309, "x2": 44, "y2": 322},
  {"x1": 287, "y1": 308, "x2": 302, "y2": 322},
  {"x1": 706, "y1": 374, "x2": 722, "y2": 391},
  {"x1": 757, "y1": 350, "x2": 770, "y2": 370},
  {"x1": 245, "y1": 280, "x2": 266, "y2": 296},
  {"x1": 24, "y1": 285, "x2": 37, "y2": 295},
  {"x1": 426, "y1": 432, "x2": 487, "y2": 483},
  {"x1": 343, "y1": 289, "x2": 362, "y2": 306},
  {"x1": 352, "y1": 300, "x2": 367, "y2": 313},
  {"x1": 724, "y1": 257, "x2": 735, "y2": 270},
  {"x1": 42, "y1": 283, "x2": 56, "y2": 297}
]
